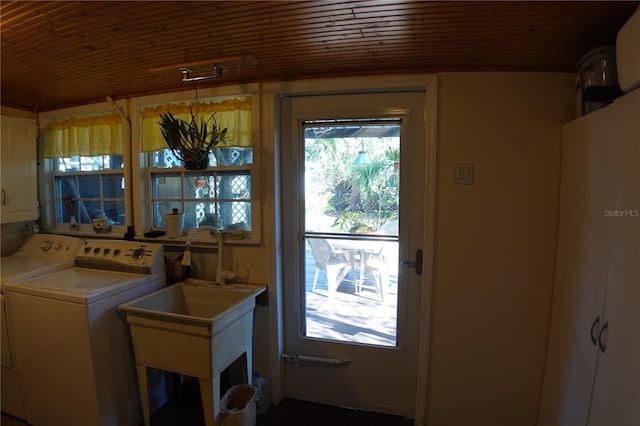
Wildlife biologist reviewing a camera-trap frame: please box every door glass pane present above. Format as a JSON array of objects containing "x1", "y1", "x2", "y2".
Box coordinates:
[{"x1": 303, "y1": 121, "x2": 400, "y2": 347}]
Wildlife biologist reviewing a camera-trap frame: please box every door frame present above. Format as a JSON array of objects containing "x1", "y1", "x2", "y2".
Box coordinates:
[{"x1": 261, "y1": 74, "x2": 438, "y2": 424}]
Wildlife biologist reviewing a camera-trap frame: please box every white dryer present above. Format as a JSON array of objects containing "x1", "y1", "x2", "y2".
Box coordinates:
[
  {"x1": 0, "y1": 233, "x2": 84, "y2": 419},
  {"x1": 5, "y1": 240, "x2": 166, "y2": 426}
]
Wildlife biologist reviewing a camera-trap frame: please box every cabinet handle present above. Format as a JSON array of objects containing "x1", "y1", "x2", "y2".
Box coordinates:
[
  {"x1": 590, "y1": 316, "x2": 600, "y2": 346},
  {"x1": 1, "y1": 188, "x2": 5, "y2": 206},
  {"x1": 598, "y1": 321, "x2": 609, "y2": 353}
]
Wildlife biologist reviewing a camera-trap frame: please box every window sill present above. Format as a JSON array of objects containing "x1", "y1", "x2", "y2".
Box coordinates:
[
  {"x1": 45, "y1": 229, "x2": 126, "y2": 240},
  {"x1": 44, "y1": 229, "x2": 261, "y2": 246},
  {"x1": 135, "y1": 235, "x2": 261, "y2": 247}
]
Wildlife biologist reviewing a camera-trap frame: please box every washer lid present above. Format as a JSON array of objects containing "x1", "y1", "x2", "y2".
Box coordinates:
[
  {"x1": 1, "y1": 258, "x2": 73, "y2": 286},
  {"x1": 5, "y1": 268, "x2": 162, "y2": 304}
]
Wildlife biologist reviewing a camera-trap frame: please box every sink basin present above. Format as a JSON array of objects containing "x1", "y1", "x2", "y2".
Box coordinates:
[
  {"x1": 120, "y1": 278, "x2": 265, "y2": 326},
  {"x1": 118, "y1": 279, "x2": 266, "y2": 426}
]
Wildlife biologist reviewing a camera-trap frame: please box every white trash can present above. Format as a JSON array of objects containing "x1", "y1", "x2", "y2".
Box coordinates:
[{"x1": 219, "y1": 384, "x2": 258, "y2": 426}]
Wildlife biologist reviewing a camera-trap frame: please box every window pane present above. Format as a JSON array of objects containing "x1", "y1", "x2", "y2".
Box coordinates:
[
  {"x1": 220, "y1": 201, "x2": 251, "y2": 230},
  {"x1": 216, "y1": 147, "x2": 253, "y2": 166},
  {"x1": 56, "y1": 176, "x2": 77, "y2": 199},
  {"x1": 154, "y1": 201, "x2": 184, "y2": 227},
  {"x1": 78, "y1": 175, "x2": 100, "y2": 198},
  {"x1": 57, "y1": 156, "x2": 80, "y2": 172},
  {"x1": 184, "y1": 201, "x2": 216, "y2": 229},
  {"x1": 304, "y1": 124, "x2": 399, "y2": 236},
  {"x1": 153, "y1": 174, "x2": 183, "y2": 199},
  {"x1": 103, "y1": 155, "x2": 124, "y2": 170},
  {"x1": 102, "y1": 175, "x2": 125, "y2": 198},
  {"x1": 81, "y1": 201, "x2": 101, "y2": 224},
  {"x1": 217, "y1": 172, "x2": 251, "y2": 200},
  {"x1": 184, "y1": 173, "x2": 214, "y2": 199},
  {"x1": 151, "y1": 148, "x2": 254, "y2": 168},
  {"x1": 151, "y1": 150, "x2": 218, "y2": 168},
  {"x1": 103, "y1": 201, "x2": 125, "y2": 224}
]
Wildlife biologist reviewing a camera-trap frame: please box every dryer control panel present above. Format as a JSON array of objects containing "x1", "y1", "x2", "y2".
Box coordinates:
[
  {"x1": 16, "y1": 234, "x2": 84, "y2": 261},
  {"x1": 75, "y1": 240, "x2": 164, "y2": 275}
]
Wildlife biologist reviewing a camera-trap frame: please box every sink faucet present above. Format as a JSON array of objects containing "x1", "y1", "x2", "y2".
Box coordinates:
[{"x1": 181, "y1": 226, "x2": 236, "y2": 284}]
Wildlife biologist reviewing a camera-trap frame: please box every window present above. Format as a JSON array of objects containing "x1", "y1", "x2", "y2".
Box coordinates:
[
  {"x1": 42, "y1": 111, "x2": 126, "y2": 231},
  {"x1": 54, "y1": 155, "x2": 125, "y2": 226},
  {"x1": 141, "y1": 95, "x2": 257, "y2": 238},
  {"x1": 149, "y1": 148, "x2": 253, "y2": 231}
]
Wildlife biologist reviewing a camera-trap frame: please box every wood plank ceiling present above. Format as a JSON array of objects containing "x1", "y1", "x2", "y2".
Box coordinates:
[{"x1": 1, "y1": 1, "x2": 637, "y2": 111}]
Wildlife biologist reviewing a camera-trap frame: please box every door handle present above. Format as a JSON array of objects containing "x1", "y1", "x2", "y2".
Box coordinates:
[
  {"x1": 1, "y1": 188, "x2": 5, "y2": 206},
  {"x1": 598, "y1": 321, "x2": 608, "y2": 353},
  {"x1": 402, "y1": 249, "x2": 423, "y2": 275},
  {"x1": 590, "y1": 316, "x2": 600, "y2": 346}
]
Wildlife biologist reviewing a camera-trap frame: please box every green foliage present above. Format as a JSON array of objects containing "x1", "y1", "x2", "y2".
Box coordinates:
[
  {"x1": 332, "y1": 209, "x2": 396, "y2": 234},
  {"x1": 385, "y1": 146, "x2": 400, "y2": 162},
  {"x1": 305, "y1": 134, "x2": 399, "y2": 233},
  {"x1": 159, "y1": 110, "x2": 229, "y2": 163}
]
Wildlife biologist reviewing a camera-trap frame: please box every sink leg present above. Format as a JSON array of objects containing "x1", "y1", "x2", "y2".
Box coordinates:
[
  {"x1": 199, "y1": 374, "x2": 221, "y2": 426},
  {"x1": 136, "y1": 365, "x2": 151, "y2": 426},
  {"x1": 245, "y1": 349, "x2": 253, "y2": 385}
]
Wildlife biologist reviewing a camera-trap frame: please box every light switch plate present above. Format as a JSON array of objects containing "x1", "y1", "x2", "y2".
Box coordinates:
[{"x1": 451, "y1": 163, "x2": 474, "y2": 185}]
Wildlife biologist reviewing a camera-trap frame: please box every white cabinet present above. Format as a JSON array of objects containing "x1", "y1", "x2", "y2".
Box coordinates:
[
  {"x1": 538, "y1": 90, "x2": 640, "y2": 426},
  {"x1": 1, "y1": 116, "x2": 38, "y2": 224}
]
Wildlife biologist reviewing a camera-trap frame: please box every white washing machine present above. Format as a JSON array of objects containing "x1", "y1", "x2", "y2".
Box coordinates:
[
  {"x1": 5, "y1": 240, "x2": 167, "y2": 426},
  {"x1": 1, "y1": 233, "x2": 84, "y2": 419}
]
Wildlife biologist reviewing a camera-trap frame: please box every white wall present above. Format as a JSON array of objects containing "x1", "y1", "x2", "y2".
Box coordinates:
[{"x1": 426, "y1": 72, "x2": 575, "y2": 426}]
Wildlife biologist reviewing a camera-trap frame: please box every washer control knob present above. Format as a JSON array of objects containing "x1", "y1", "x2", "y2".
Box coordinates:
[
  {"x1": 103, "y1": 248, "x2": 111, "y2": 256},
  {"x1": 40, "y1": 241, "x2": 52, "y2": 252},
  {"x1": 54, "y1": 242, "x2": 64, "y2": 251},
  {"x1": 132, "y1": 248, "x2": 146, "y2": 259},
  {"x1": 93, "y1": 247, "x2": 101, "y2": 255},
  {"x1": 84, "y1": 246, "x2": 91, "y2": 254}
]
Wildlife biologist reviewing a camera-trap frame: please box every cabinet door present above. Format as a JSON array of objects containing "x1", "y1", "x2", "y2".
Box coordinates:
[
  {"x1": 0, "y1": 116, "x2": 38, "y2": 224},
  {"x1": 537, "y1": 112, "x2": 611, "y2": 426},
  {"x1": 587, "y1": 92, "x2": 640, "y2": 426}
]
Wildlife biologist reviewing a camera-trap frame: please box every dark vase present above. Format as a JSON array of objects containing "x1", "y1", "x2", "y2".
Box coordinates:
[{"x1": 183, "y1": 153, "x2": 209, "y2": 170}]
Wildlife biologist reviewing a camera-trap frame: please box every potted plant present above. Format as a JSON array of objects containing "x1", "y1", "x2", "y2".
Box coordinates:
[
  {"x1": 159, "y1": 110, "x2": 229, "y2": 170},
  {"x1": 385, "y1": 146, "x2": 400, "y2": 170}
]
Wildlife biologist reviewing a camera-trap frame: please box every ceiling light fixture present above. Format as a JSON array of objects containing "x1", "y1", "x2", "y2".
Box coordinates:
[
  {"x1": 180, "y1": 64, "x2": 223, "y2": 83},
  {"x1": 149, "y1": 55, "x2": 258, "y2": 84}
]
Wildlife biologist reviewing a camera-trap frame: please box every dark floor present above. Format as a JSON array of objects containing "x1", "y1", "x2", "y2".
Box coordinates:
[
  {"x1": 1, "y1": 378, "x2": 413, "y2": 426},
  {"x1": 2, "y1": 397, "x2": 413, "y2": 426},
  {"x1": 153, "y1": 398, "x2": 414, "y2": 426},
  {"x1": 152, "y1": 378, "x2": 414, "y2": 426}
]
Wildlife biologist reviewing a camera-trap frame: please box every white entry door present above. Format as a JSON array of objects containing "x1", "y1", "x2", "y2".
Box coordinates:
[{"x1": 280, "y1": 91, "x2": 429, "y2": 416}]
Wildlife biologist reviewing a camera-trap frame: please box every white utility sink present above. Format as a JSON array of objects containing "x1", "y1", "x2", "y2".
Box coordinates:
[{"x1": 119, "y1": 279, "x2": 266, "y2": 426}]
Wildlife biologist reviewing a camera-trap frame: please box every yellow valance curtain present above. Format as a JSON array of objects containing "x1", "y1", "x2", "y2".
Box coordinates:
[
  {"x1": 43, "y1": 112, "x2": 123, "y2": 158},
  {"x1": 140, "y1": 96, "x2": 252, "y2": 153}
]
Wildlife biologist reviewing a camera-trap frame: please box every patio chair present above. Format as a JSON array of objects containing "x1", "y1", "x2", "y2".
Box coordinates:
[
  {"x1": 363, "y1": 247, "x2": 389, "y2": 302},
  {"x1": 308, "y1": 238, "x2": 352, "y2": 297}
]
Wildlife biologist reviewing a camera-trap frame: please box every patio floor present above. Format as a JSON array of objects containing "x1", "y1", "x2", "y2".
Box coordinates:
[{"x1": 303, "y1": 244, "x2": 399, "y2": 347}]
